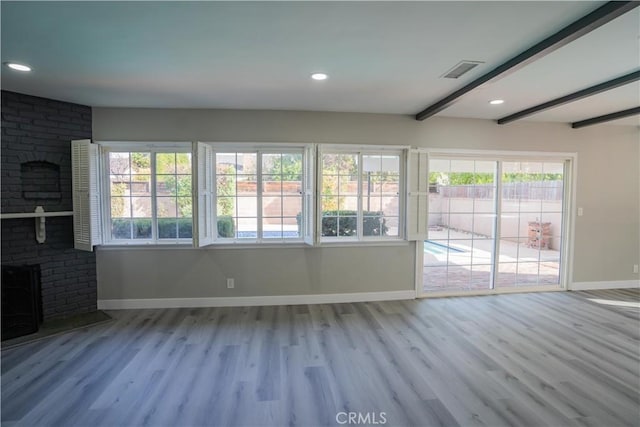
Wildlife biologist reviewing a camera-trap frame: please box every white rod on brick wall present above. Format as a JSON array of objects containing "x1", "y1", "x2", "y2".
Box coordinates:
[
  {"x1": 0, "y1": 210, "x2": 73, "y2": 219},
  {"x1": 0, "y1": 206, "x2": 74, "y2": 244}
]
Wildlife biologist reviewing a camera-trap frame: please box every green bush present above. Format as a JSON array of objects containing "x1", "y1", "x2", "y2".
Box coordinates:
[
  {"x1": 319, "y1": 210, "x2": 388, "y2": 237},
  {"x1": 158, "y1": 218, "x2": 193, "y2": 239},
  {"x1": 112, "y1": 219, "x2": 132, "y2": 239},
  {"x1": 177, "y1": 218, "x2": 193, "y2": 238},
  {"x1": 133, "y1": 219, "x2": 152, "y2": 239},
  {"x1": 217, "y1": 215, "x2": 235, "y2": 238}
]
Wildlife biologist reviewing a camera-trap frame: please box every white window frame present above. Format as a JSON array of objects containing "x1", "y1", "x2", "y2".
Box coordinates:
[
  {"x1": 318, "y1": 145, "x2": 406, "y2": 244},
  {"x1": 199, "y1": 142, "x2": 314, "y2": 246},
  {"x1": 98, "y1": 141, "x2": 194, "y2": 246}
]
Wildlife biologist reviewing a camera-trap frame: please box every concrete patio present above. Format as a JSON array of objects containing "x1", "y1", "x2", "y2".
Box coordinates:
[{"x1": 423, "y1": 228, "x2": 561, "y2": 292}]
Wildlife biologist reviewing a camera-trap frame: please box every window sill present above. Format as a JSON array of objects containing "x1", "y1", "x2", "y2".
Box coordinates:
[
  {"x1": 318, "y1": 239, "x2": 409, "y2": 248},
  {"x1": 204, "y1": 241, "x2": 309, "y2": 250},
  {"x1": 97, "y1": 241, "x2": 193, "y2": 251}
]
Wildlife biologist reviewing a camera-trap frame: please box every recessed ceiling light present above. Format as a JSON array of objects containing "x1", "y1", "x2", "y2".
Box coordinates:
[
  {"x1": 311, "y1": 73, "x2": 328, "y2": 81},
  {"x1": 4, "y1": 62, "x2": 32, "y2": 72},
  {"x1": 489, "y1": 99, "x2": 504, "y2": 105}
]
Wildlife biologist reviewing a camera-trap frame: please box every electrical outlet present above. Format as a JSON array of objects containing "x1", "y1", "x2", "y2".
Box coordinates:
[
  {"x1": 577, "y1": 207, "x2": 583, "y2": 217},
  {"x1": 226, "y1": 278, "x2": 235, "y2": 289},
  {"x1": 634, "y1": 265, "x2": 639, "y2": 274}
]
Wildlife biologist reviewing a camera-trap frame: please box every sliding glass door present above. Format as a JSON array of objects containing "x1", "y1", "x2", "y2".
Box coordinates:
[{"x1": 422, "y1": 155, "x2": 568, "y2": 295}]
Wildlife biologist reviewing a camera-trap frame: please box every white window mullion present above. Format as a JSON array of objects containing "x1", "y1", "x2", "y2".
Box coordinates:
[
  {"x1": 315, "y1": 146, "x2": 323, "y2": 245},
  {"x1": 490, "y1": 161, "x2": 502, "y2": 290},
  {"x1": 151, "y1": 152, "x2": 158, "y2": 243},
  {"x1": 357, "y1": 152, "x2": 364, "y2": 240},
  {"x1": 211, "y1": 149, "x2": 218, "y2": 240},
  {"x1": 257, "y1": 152, "x2": 263, "y2": 242}
]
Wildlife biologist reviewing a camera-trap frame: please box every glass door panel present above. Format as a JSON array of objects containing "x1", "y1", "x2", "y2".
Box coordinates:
[
  {"x1": 496, "y1": 161, "x2": 565, "y2": 289},
  {"x1": 424, "y1": 159, "x2": 497, "y2": 292}
]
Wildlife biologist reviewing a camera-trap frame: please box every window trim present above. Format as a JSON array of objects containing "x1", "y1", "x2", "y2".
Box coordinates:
[
  {"x1": 99, "y1": 142, "x2": 194, "y2": 245},
  {"x1": 318, "y1": 145, "x2": 406, "y2": 244}
]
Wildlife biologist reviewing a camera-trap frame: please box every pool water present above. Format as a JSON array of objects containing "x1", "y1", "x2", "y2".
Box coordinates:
[{"x1": 424, "y1": 240, "x2": 465, "y2": 254}]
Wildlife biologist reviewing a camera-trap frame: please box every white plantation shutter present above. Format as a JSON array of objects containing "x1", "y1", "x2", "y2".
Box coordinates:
[
  {"x1": 406, "y1": 149, "x2": 429, "y2": 241},
  {"x1": 303, "y1": 145, "x2": 316, "y2": 245},
  {"x1": 196, "y1": 142, "x2": 214, "y2": 247},
  {"x1": 71, "y1": 139, "x2": 102, "y2": 251}
]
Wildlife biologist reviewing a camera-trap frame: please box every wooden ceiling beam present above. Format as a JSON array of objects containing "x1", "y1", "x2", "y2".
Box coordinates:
[
  {"x1": 415, "y1": 1, "x2": 640, "y2": 121},
  {"x1": 571, "y1": 106, "x2": 640, "y2": 128},
  {"x1": 497, "y1": 70, "x2": 640, "y2": 125}
]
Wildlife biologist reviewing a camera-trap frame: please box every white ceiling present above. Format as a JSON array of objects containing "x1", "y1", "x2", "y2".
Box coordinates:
[{"x1": 1, "y1": 1, "x2": 638, "y2": 126}]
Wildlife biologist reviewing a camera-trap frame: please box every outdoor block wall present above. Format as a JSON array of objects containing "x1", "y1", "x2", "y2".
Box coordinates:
[{"x1": 1, "y1": 90, "x2": 97, "y2": 320}]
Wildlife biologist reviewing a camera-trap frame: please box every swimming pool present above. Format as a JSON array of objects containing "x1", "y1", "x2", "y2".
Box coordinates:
[{"x1": 424, "y1": 240, "x2": 465, "y2": 255}]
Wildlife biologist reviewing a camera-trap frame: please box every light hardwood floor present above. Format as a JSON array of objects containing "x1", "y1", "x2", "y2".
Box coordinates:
[{"x1": 2, "y1": 289, "x2": 639, "y2": 426}]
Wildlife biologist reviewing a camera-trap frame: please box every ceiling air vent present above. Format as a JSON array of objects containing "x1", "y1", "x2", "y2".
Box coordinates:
[{"x1": 441, "y1": 60, "x2": 484, "y2": 79}]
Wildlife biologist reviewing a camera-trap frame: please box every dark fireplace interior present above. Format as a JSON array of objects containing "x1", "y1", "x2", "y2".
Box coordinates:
[{"x1": 1, "y1": 265, "x2": 43, "y2": 341}]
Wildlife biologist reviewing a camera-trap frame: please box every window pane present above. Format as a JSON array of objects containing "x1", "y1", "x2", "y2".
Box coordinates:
[
  {"x1": 177, "y1": 197, "x2": 192, "y2": 218},
  {"x1": 111, "y1": 197, "x2": 131, "y2": 218},
  {"x1": 157, "y1": 175, "x2": 176, "y2": 195},
  {"x1": 156, "y1": 153, "x2": 176, "y2": 174},
  {"x1": 322, "y1": 197, "x2": 339, "y2": 213},
  {"x1": 282, "y1": 196, "x2": 302, "y2": 217},
  {"x1": 321, "y1": 216, "x2": 338, "y2": 236},
  {"x1": 217, "y1": 216, "x2": 236, "y2": 238},
  {"x1": 176, "y1": 153, "x2": 192, "y2": 174},
  {"x1": 384, "y1": 217, "x2": 400, "y2": 237},
  {"x1": 176, "y1": 176, "x2": 192, "y2": 197},
  {"x1": 157, "y1": 197, "x2": 177, "y2": 217},
  {"x1": 109, "y1": 152, "x2": 130, "y2": 174},
  {"x1": 262, "y1": 176, "x2": 282, "y2": 194},
  {"x1": 158, "y1": 218, "x2": 177, "y2": 239},
  {"x1": 110, "y1": 177, "x2": 129, "y2": 197},
  {"x1": 131, "y1": 176, "x2": 151, "y2": 196},
  {"x1": 237, "y1": 196, "x2": 257, "y2": 218},
  {"x1": 263, "y1": 196, "x2": 282, "y2": 217},
  {"x1": 338, "y1": 216, "x2": 357, "y2": 236},
  {"x1": 237, "y1": 176, "x2": 257, "y2": 196},
  {"x1": 112, "y1": 219, "x2": 132, "y2": 239},
  {"x1": 322, "y1": 176, "x2": 340, "y2": 196},
  {"x1": 262, "y1": 153, "x2": 281, "y2": 174},
  {"x1": 217, "y1": 176, "x2": 236, "y2": 197},
  {"x1": 133, "y1": 219, "x2": 152, "y2": 239},
  {"x1": 236, "y1": 217, "x2": 258, "y2": 238},
  {"x1": 363, "y1": 215, "x2": 384, "y2": 236},
  {"x1": 217, "y1": 197, "x2": 236, "y2": 217},
  {"x1": 178, "y1": 218, "x2": 193, "y2": 238},
  {"x1": 283, "y1": 176, "x2": 302, "y2": 195},
  {"x1": 339, "y1": 196, "x2": 358, "y2": 212},
  {"x1": 323, "y1": 153, "x2": 357, "y2": 176},
  {"x1": 132, "y1": 197, "x2": 151, "y2": 218},
  {"x1": 130, "y1": 153, "x2": 151, "y2": 175}
]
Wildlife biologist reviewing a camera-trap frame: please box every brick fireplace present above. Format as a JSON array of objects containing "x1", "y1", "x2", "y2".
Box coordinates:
[{"x1": 1, "y1": 90, "x2": 97, "y2": 321}]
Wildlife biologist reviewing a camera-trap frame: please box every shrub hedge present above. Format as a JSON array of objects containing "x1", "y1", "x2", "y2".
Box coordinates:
[
  {"x1": 112, "y1": 218, "x2": 192, "y2": 239},
  {"x1": 217, "y1": 215, "x2": 236, "y2": 238},
  {"x1": 296, "y1": 210, "x2": 388, "y2": 237}
]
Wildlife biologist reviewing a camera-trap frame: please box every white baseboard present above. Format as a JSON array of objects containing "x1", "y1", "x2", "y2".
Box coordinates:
[
  {"x1": 98, "y1": 290, "x2": 416, "y2": 310},
  {"x1": 569, "y1": 280, "x2": 640, "y2": 291}
]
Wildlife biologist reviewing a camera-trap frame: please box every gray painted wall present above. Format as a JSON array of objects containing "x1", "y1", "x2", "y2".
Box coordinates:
[{"x1": 93, "y1": 108, "x2": 640, "y2": 300}]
